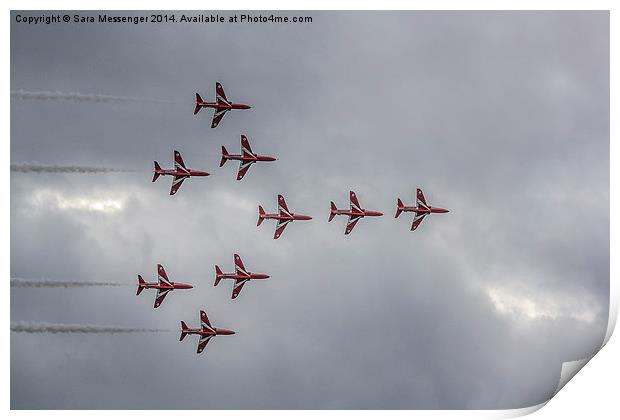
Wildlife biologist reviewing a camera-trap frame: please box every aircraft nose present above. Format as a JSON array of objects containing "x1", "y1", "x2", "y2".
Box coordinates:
[{"x1": 377, "y1": 212, "x2": 384, "y2": 216}]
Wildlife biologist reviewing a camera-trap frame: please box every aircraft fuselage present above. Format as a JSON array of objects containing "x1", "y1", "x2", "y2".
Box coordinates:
[
  {"x1": 140, "y1": 282, "x2": 193, "y2": 290},
  {"x1": 261, "y1": 212, "x2": 313, "y2": 221},
  {"x1": 155, "y1": 169, "x2": 210, "y2": 177},
  {"x1": 217, "y1": 272, "x2": 270, "y2": 281},
  {"x1": 182, "y1": 327, "x2": 235, "y2": 337},
  {"x1": 399, "y1": 206, "x2": 449, "y2": 214},
  {"x1": 332, "y1": 209, "x2": 384, "y2": 217},
  {"x1": 196, "y1": 101, "x2": 251, "y2": 111},
  {"x1": 223, "y1": 153, "x2": 276, "y2": 163}
]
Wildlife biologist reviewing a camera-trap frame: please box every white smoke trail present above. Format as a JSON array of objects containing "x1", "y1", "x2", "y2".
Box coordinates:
[
  {"x1": 11, "y1": 89, "x2": 172, "y2": 104},
  {"x1": 10, "y1": 278, "x2": 127, "y2": 288},
  {"x1": 11, "y1": 164, "x2": 135, "y2": 174},
  {"x1": 11, "y1": 322, "x2": 168, "y2": 334}
]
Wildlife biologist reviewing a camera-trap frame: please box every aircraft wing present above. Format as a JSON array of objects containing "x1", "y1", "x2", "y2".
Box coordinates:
[
  {"x1": 211, "y1": 108, "x2": 229, "y2": 128},
  {"x1": 350, "y1": 191, "x2": 362, "y2": 212},
  {"x1": 237, "y1": 160, "x2": 254, "y2": 180},
  {"x1": 170, "y1": 175, "x2": 188, "y2": 195},
  {"x1": 411, "y1": 213, "x2": 427, "y2": 231},
  {"x1": 200, "y1": 310, "x2": 214, "y2": 332},
  {"x1": 345, "y1": 215, "x2": 362, "y2": 235},
  {"x1": 274, "y1": 219, "x2": 290, "y2": 239},
  {"x1": 234, "y1": 254, "x2": 248, "y2": 275},
  {"x1": 278, "y1": 195, "x2": 291, "y2": 217},
  {"x1": 232, "y1": 278, "x2": 247, "y2": 299},
  {"x1": 154, "y1": 288, "x2": 171, "y2": 308},
  {"x1": 240, "y1": 135, "x2": 255, "y2": 158},
  {"x1": 174, "y1": 151, "x2": 189, "y2": 173},
  {"x1": 197, "y1": 335, "x2": 212, "y2": 354},
  {"x1": 215, "y1": 82, "x2": 229, "y2": 104},
  {"x1": 157, "y1": 264, "x2": 172, "y2": 286},
  {"x1": 416, "y1": 188, "x2": 429, "y2": 210}
]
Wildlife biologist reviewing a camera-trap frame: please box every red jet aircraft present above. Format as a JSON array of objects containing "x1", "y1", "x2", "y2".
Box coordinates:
[
  {"x1": 258, "y1": 195, "x2": 312, "y2": 239},
  {"x1": 214, "y1": 254, "x2": 270, "y2": 299},
  {"x1": 220, "y1": 134, "x2": 277, "y2": 180},
  {"x1": 329, "y1": 191, "x2": 384, "y2": 234},
  {"x1": 395, "y1": 188, "x2": 449, "y2": 231},
  {"x1": 180, "y1": 310, "x2": 235, "y2": 354},
  {"x1": 137, "y1": 264, "x2": 193, "y2": 308},
  {"x1": 153, "y1": 150, "x2": 210, "y2": 195},
  {"x1": 194, "y1": 82, "x2": 252, "y2": 128}
]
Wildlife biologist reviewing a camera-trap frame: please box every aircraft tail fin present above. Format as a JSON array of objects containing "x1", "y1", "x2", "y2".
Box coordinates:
[
  {"x1": 180, "y1": 321, "x2": 188, "y2": 341},
  {"x1": 137, "y1": 275, "x2": 146, "y2": 295},
  {"x1": 395, "y1": 198, "x2": 404, "y2": 218},
  {"x1": 152, "y1": 161, "x2": 162, "y2": 182},
  {"x1": 257, "y1": 205, "x2": 265, "y2": 226},
  {"x1": 328, "y1": 201, "x2": 337, "y2": 222},
  {"x1": 220, "y1": 146, "x2": 229, "y2": 167},
  {"x1": 214, "y1": 265, "x2": 223, "y2": 286},
  {"x1": 194, "y1": 93, "x2": 203, "y2": 115}
]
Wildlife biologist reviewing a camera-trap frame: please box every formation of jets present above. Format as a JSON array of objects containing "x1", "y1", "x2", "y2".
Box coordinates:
[
  {"x1": 138, "y1": 82, "x2": 450, "y2": 354},
  {"x1": 153, "y1": 134, "x2": 275, "y2": 194}
]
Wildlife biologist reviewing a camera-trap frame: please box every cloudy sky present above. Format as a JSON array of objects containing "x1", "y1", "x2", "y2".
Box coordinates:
[{"x1": 10, "y1": 11, "x2": 609, "y2": 409}]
